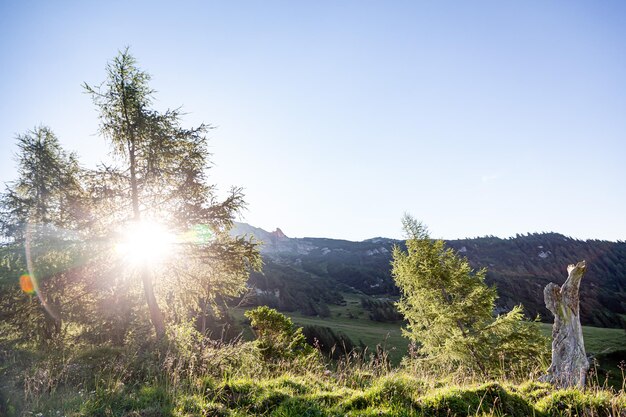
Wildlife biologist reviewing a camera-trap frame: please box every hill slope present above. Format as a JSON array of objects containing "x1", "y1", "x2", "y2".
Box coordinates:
[{"x1": 233, "y1": 223, "x2": 626, "y2": 328}]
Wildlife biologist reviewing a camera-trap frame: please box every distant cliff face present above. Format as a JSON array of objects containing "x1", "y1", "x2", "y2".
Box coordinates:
[
  {"x1": 271, "y1": 228, "x2": 287, "y2": 239},
  {"x1": 231, "y1": 223, "x2": 322, "y2": 256},
  {"x1": 232, "y1": 223, "x2": 626, "y2": 328}
]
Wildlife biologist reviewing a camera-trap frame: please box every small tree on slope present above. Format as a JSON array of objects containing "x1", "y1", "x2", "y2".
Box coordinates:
[{"x1": 391, "y1": 215, "x2": 547, "y2": 376}]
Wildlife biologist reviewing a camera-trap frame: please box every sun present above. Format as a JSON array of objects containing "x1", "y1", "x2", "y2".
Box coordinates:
[{"x1": 115, "y1": 220, "x2": 176, "y2": 265}]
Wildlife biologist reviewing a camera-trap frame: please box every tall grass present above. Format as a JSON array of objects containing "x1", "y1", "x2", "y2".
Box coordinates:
[{"x1": 1, "y1": 328, "x2": 625, "y2": 417}]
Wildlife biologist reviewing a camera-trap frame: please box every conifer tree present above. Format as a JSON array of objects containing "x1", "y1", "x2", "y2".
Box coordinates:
[
  {"x1": 0, "y1": 126, "x2": 85, "y2": 343},
  {"x1": 1, "y1": 51, "x2": 260, "y2": 346},
  {"x1": 83, "y1": 49, "x2": 261, "y2": 340},
  {"x1": 392, "y1": 215, "x2": 547, "y2": 376}
]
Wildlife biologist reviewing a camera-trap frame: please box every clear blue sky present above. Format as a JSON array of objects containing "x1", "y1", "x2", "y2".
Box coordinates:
[{"x1": 1, "y1": 1, "x2": 625, "y2": 241}]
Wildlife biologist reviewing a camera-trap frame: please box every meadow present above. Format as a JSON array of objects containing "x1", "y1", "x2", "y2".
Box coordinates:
[
  {"x1": 1, "y1": 289, "x2": 625, "y2": 416},
  {"x1": 234, "y1": 292, "x2": 626, "y2": 365},
  {"x1": 2, "y1": 330, "x2": 625, "y2": 416}
]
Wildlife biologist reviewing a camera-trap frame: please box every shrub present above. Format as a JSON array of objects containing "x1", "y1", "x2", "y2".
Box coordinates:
[{"x1": 245, "y1": 306, "x2": 314, "y2": 361}]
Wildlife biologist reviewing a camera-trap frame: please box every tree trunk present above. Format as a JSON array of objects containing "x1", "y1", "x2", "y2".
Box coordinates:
[
  {"x1": 141, "y1": 265, "x2": 166, "y2": 340},
  {"x1": 122, "y1": 87, "x2": 166, "y2": 341},
  {"x1": 541, "y1": 261, "x2": 589, "y2": 388}
]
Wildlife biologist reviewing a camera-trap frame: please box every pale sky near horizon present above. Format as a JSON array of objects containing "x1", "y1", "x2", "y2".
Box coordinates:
[{"x1": 1, "y1": 1, "x2": 625, "y2": 242}]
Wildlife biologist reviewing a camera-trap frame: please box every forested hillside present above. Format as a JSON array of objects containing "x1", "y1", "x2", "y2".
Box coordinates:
[{"x1": 233, "y1": 223, "x2": 626, "y2": 328}]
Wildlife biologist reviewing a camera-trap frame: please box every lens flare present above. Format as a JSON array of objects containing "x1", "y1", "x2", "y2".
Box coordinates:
[
  {"x1": 180, "y1": 224, "x2": 214, "y2": 244},
  {"x1": 114, "y1": 221, "x2": 217, "y2": 265},
  {"x1": 24, "y1": 222, "x2": 60, "y2": 321},
  {"x1": 20, "y1": 274, "x2": 35, "y2": 294},
  {"x1": 115, "y1": 220, "x2": 176, "y2": 265}
]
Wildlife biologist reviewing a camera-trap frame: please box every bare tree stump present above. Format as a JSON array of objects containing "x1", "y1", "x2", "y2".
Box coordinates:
[{"x1": 542, "y1": 260, "x2": 589, "y2": 388}]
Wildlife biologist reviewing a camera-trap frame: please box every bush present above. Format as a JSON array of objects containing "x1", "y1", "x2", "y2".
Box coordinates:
[{"x1": 245, "y1": 306, "x2": 314, "y2": 361}]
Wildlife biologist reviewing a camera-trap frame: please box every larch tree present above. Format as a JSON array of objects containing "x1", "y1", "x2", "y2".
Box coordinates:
[
  {"x1": 83, "y1": 49, "x2": 261, "y2": 340},
  {"x1": 392, "y1": 214, "x2": 547, "y2": 376},
  {"x1": 0, "y1": 126, "x2": 86, "y2": 344}
]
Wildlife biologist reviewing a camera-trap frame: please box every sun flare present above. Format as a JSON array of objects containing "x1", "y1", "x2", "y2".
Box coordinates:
[{"x1": 115, "y1": 221, "x2": 176, "y2": 265}]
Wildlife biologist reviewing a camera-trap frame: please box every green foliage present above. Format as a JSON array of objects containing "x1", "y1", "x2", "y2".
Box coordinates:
[
  {"x1": 82, "y1": 48, "x2": 261, "y2": 339},
  {"x1": 245, "y1": 306, "x2": 314, "y2": 361},
  {"x1": 392, "y1": 215, "x2": 548, "y2": 376},
  {"x1": 0, "y1": 127, "x2": 86, "y2": 345},
  {"x1": 1, "y1": 336, "x2": 625, "y2": 417},
  {"x1": 0, "y1": 49, "x2": 260, "y2": 347},
  {"x1": 0, "y1": 126, "x2": 84, "y2": 238}
]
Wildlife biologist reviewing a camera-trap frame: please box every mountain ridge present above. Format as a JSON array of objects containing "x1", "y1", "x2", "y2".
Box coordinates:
[{"x1": 232, "y1": 222, "x2": 626, "y2": 328}]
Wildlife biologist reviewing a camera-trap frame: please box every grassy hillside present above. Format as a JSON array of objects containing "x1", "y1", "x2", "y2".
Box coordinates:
[
  {"x1": 2, "y1": 294, "x2": 625, "y2": 416},
  {"x1": 2, "y1": 342, "x2": 625, "y2": 417},
  {"x1": 24, "y1": 375, "x2": 626, "y2": 417},
  {"x1": 233, "y1": 292, "x2": 626, "y2": 366}
]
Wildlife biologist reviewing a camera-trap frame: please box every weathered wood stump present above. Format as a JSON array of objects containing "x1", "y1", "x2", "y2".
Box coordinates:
[{"x1": 542, "y1": 260, "x2": 589, "y2": 388}]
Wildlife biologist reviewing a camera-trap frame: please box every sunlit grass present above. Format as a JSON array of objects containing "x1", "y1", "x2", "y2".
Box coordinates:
[
  {"x1": 2, "y1": 290, "x2": 625, "y2": 416},
  {"x1": 4, "y1": 342, "x2": 624, "y2": 417}
]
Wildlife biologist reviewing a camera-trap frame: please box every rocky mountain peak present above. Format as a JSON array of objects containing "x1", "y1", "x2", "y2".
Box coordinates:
[{"x1": 271, "y1": 227, "x2": 288, "y2": 239}]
